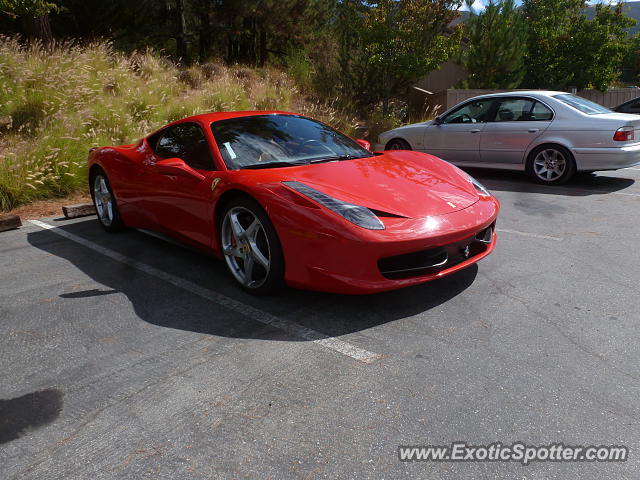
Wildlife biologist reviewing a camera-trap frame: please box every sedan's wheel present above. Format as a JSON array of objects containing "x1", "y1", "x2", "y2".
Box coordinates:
[
  {"x1": 527, "y1": 145, "x2": 576, "y2": 185},
  {"x1": 385, "y1": 138, "x2": 412, "y2": 151},
  {"x1": 91, "y1": 171, "x2": 125, "y2": 232},
  {"x1": 220, "y1": 197, "x2": 284, "y2": 294}
]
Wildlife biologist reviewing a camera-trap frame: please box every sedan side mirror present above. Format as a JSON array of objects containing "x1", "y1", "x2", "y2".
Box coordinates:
[
  {"x1": 355, "y1": 139, "x2": 371, "y2": 151},
  {"x1": 155, "y1": 158, "x2": 206, "y2": 181},
  {"x1": 433, "y1": 116, "x2": 443, "y2": 125}
]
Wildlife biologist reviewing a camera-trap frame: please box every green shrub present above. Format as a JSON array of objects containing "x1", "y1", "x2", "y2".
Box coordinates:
[{"x1": 284, "y1": 47, "x2": 314, "y2": 92}]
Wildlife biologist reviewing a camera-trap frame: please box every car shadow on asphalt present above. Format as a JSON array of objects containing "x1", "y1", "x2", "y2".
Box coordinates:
[
  {"x1": 27, "y1": 220, "x2": 478, "y2": 342},
  {"x1": 463, "y1": 168, "x2": 635, "y2": 196}
]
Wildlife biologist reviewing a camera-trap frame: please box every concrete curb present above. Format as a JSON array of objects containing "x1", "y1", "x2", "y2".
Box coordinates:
[
  {"x1": 62, "y1": 203, "x2": 96, "y2": 219},
  {"x1": 0, "y1": 214, "x2": 22, "y2": 232}
]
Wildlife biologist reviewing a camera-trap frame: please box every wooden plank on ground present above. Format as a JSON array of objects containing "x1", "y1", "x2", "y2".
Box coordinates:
[
  {"x1": 0, "y1": 215, "x2": 22, "y2": 232},
  {"x1": 62, "y1": 203, "x2": 96, "y2": 219}
]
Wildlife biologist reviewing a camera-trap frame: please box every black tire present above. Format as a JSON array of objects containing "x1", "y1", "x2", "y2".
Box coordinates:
[
  {"x1": 526, "y1": 145, "x2": 576, "y2": 185},
  {"x1": 90, "y1": 169, "x2": 125, "y2": 232},
  {"x1": 219, "y1": 196, "x2": 285, "y2": 295},
  {"x1": 385, "y1": 138, "x2": 412, "y2": 151}
]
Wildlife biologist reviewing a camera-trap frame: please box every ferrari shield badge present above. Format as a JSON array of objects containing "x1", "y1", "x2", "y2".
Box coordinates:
[{"x1": 211, "y1": 177, "x2": 221, "y2": 191}]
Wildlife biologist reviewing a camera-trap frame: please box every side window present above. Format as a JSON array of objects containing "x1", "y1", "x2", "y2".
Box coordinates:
[
  {"x1": 155, "y1": 127, "x2": 184, "y2": 158},
  {"x1": 155, "y1": 123, "x2": 215, "y2": 170},
  {"x1": 443, "y1": 98, "x2": 494, "y2": 124},
  {"x1": 530, "y1": 101, "x2": 554, "y2": 121},
  {"x1": 493, "y1": 98, "x2": 534, "y2": 121},
  {"x1": 492, "y1": 98, "x2": 553, "y2": 122}
]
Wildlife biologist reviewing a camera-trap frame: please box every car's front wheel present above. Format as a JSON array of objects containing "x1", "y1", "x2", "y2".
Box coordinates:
[
  {"x1": 91, "y1": 170, "x2": 125, "y2": 232},
  {"x1": 385, "y1": 138, "x2": 412, "y2": 151},
  {"x1": 220, "y1": 197, "x2": 285, "y2": 295},
  {"x1": 526, "y1": 145, "x2": 576, "y2": 185}
]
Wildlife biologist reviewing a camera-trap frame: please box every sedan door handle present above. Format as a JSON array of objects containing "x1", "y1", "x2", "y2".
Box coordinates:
[
  {"x1": 528, "y1": 128, "x2": 539, "y2": 133},
  {"x1": 470, "y1": 129, "x2": 481, "y2": 133}
]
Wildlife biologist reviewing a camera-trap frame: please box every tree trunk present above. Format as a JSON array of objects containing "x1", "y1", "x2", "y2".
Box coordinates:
[
  {"x1": 259, "y1": 28, "x2": 267, "y2": 67},
  {"x1": 174, "y1": 0, "x2": 190, "y2": 64},
  {"x1": 198, "y1": 11, "x2": 210, "y2": 62},
  {"x1": 382, "y1": 70, "x2": 391, "y2": 116},
  {"x1": 20, "y1": 14, "x2": 54, "y2": 44}
]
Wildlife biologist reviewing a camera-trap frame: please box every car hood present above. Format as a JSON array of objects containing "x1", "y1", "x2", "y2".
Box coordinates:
[
  {"x1": 272, "y1": 151, "x2": 480, "y2": 218},
  {"x1": 380, "y1": 121, "x2": 432, "y2": 140}
]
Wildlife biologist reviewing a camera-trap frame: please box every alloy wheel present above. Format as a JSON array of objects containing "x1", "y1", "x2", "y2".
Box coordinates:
[
  {"x1": 93, "y1": 175, "x2": 114, "y2": 227},
  {"x1": 221, "y1": 206, "x2": 271, "y2": 289},
  {"x1": 533, "y1": 149, "x2": 567, "y2": 182}
]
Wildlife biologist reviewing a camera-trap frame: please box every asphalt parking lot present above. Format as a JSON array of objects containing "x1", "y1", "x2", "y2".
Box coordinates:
[{"x1": 1, "y1": 167, "x2": 639, "y2": 479}]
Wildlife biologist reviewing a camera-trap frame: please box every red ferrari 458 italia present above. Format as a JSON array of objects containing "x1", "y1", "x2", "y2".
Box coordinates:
[{"x1": 88, "y1": 111, "x2": 499, "y2": 294}]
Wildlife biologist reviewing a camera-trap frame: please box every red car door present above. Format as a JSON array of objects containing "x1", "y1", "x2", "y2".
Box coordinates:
[{"x1": 141, "y1": 122, "x2": 218, "y2": 249}]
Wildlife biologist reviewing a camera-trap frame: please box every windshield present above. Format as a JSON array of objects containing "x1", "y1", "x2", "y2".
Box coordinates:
[
  {"x1": 211, "y1": 114, "x2": 372, "y2": 170},
  {"x1": 553, "y1": 94, "x2": 611, "y2": 115}
]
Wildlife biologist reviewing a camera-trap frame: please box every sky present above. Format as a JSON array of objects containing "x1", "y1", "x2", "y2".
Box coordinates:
[
  {"x1": 459, "y1": 0, "x2": 485, "y2": 10},
  {"x1": 460, "y1": 0, "x2": 640, "y2": 11}
]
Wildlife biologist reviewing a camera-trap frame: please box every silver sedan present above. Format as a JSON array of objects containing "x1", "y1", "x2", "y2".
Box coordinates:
[{"x1": 376, "y1": 91, "x2": 640, "y2": 184}]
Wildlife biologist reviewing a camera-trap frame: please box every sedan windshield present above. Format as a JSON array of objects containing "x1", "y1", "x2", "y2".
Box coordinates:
[
  {"x1": 553, "y1": 94, "x2": 611, "y2": 115},
  {"x1": 211, "y1": 114, "x2": 373, "y2": 170}
]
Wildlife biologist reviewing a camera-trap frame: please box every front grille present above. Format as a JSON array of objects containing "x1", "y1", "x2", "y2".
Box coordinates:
[
  {"x1": 378, "y1": 224, "x2": 494, "y2": 280},
  {"x1": 378, "y1": 247, "x2": 448, "y2": 276}
]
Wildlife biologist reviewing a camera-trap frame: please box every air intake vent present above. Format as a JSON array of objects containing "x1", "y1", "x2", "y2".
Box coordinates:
[
  {"x1": 475, "y1": 226, "x2": 493, "y2": 244},
  {"x1": 378, "y1": 226, "x2": 494, "y2": 280},
  {"x1": 378, "y1": 247, "x2": 448, "y2": 278}
]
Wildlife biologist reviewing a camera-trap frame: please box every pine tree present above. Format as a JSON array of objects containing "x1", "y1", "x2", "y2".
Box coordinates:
[{"x1": 458, "y1": 0, "x2": 527, "y2": 89}]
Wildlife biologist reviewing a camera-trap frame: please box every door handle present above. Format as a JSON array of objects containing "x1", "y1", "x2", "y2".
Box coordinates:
[
  {"x1": 470, "y1": 129, "x2": 481, "y2": 133},
  {"x1": 528, "y1": 128, "x2": 539, "y2": 133}
]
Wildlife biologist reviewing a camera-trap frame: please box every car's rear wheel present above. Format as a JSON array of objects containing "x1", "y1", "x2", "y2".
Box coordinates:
[
  {"x1": 385, "y1": 138, "x2": 412, "y2": 151},
  {"x1": 91, "y1": 170, "x2": 125, "y2": 232},
  {"x1": 526, "y1": 145, "x2": 576, "y2": 185},
  {"x1": 220, "y1": 197, "x2": 285, "y2": 295}
]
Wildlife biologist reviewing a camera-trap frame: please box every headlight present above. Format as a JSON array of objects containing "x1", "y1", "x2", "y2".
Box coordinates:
[
  {"x1": 468, "y1": 175, "x2": 491, "y2": 197},
  {"x1": 283, "y1": 181, "x2": 385, "y2": 230}
]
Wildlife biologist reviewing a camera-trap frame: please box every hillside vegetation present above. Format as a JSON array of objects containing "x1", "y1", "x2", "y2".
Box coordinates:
[{"x1": 0, "y1": 36, "x2": 355, "y2": 212}]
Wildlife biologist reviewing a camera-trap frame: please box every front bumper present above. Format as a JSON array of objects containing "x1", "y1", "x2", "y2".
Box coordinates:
[
  {"x1": 573, "y1": 144, "x2": 640, "y2": 171},
  {"x1": 273, "y1": 196, "x2": 500, "y2": 294},
  {"x1": 300, "y1": 229, "x2": 497, "y2": 294}
]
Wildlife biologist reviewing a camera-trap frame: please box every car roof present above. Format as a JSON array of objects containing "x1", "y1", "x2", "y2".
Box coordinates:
[
  {"x1": 470, "y1": 90, "x2": 567, "y2": 100},
  {"x1": 174, "y1": 110, "x2": 302, "y2": 125},
  {"x1": 617, "y1": 96, "x2": 640, "y2": 107},
  {"x1": 144, "y1": 110, "x2": 309, "y2": 140}
]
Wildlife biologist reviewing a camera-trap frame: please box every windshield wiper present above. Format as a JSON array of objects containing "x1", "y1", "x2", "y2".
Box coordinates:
[
  {"x1": 240, "y1": 161, "x2": 307, "y2": 170},
  {"x1": 309, "y1": 154, "x2": 371, "y2": 164}
]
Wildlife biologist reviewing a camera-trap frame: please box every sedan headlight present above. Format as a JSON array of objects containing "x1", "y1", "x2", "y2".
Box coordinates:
[
  {"x1": 468, "y1": 175, "x2": 491, "y2": 197},
  {"x1": 283, "y1": 181, "x2": 385, "y2": 230}
]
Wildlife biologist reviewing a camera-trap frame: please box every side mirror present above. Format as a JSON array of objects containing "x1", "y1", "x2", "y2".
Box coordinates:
[
  {"x1": 155, "y1": 158, "x2": 206, "y2": 181},
  {"x1": 355, "y1": 139, "x2": 371, "y2": 151},
  {"x1": 433, "y1": 116, "x2": 443, "y2": 125}
]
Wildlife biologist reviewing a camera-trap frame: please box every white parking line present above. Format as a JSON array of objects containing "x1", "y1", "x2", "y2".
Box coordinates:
[
  {"x1": 29, "y1": 219, "x2": 382, "y2": 364},
  {"x1": 497, "y1": 228, "x2": 563, "y2": 241}
]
